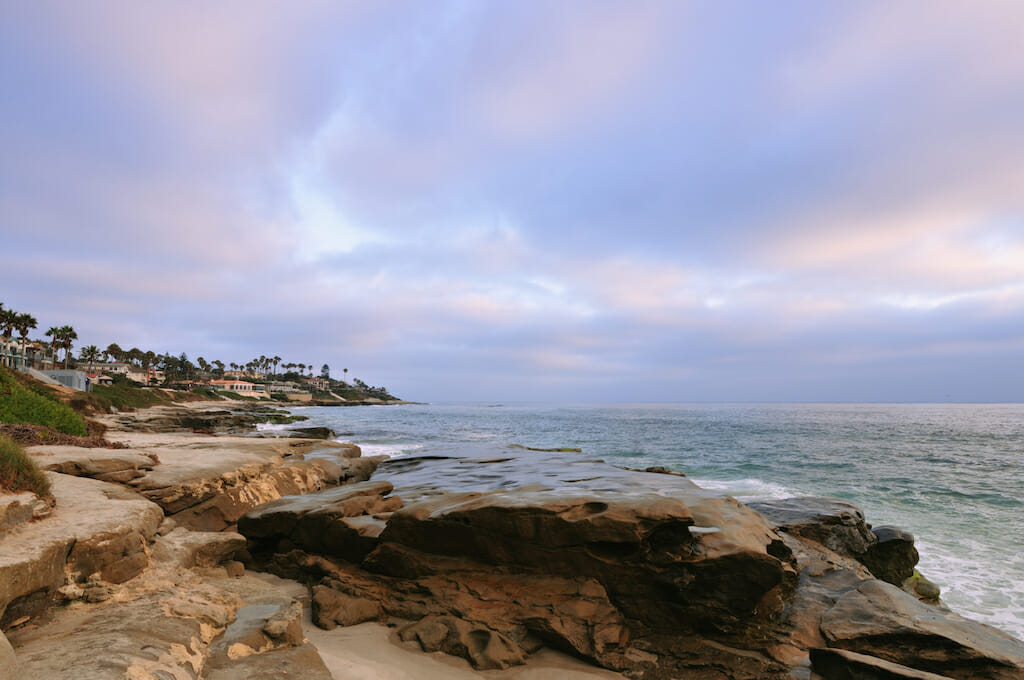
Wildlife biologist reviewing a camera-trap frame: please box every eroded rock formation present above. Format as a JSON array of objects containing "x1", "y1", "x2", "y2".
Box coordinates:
[{"x1": 239, "y1": 449, "x2": 1024, "y2": 680}]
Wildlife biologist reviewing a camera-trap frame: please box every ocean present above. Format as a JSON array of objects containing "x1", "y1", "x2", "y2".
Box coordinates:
[{"x1": 278, "y1": 402, "x2": 1024, "y2": 641}]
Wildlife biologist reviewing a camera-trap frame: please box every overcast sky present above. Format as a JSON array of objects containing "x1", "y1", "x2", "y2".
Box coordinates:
[{"x1": 2, "y1": 1, "x2": 1023, "y2": 402}]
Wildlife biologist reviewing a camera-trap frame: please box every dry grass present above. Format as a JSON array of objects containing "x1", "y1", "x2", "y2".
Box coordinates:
[{"x1": 0, "y1": 433, "x2": 51, "y2": 497}]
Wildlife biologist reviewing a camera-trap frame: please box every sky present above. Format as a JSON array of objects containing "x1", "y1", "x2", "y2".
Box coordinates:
[{"x1": 2, "y1": 1, "x2": 1023, "y2": 402}]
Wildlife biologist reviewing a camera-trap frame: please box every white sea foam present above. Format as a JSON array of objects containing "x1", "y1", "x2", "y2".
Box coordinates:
[
  {"x1": 255, "y1": 423, "x2": 291, "y2": 432},
  {"x1": 356, "y1": 442, "x2": 425, "y2": 459},
  {"x1": 689, "y1": 477, "x2": 794, "y2": 501}
]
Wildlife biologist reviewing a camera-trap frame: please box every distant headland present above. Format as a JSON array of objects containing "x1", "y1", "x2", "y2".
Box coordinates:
[{"x1": 0, "y1": 300, "x2": 401, "y2": 404}]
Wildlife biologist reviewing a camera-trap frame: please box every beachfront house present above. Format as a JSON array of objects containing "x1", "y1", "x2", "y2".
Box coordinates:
[{"x1": 208, "y1": 379, "x2": 270, "y2": 399}]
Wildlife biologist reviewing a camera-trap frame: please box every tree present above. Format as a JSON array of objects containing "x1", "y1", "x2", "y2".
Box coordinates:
[
  {"x1": 46, "y1": 326, "x2": 61, "y2": 367},
  {"x1": 0, "y1": 307, "x2": 17, "y2": 340},
  {"x1": 343, "y1": 367, "x2": 348, "y2": 383},
  {"x1": 272, "y1": 356, "x2": 281, "y2": 377},
  {"x1": 79, "y1": 344, "x2": 100, "y2": 372},
  {"x1": 212, "y1": 359, "x2": 225, "y2": 376},
  {"x1": 320, "y1": 364, "x2": 330, "y2": 379},
  {"x1": 105, "y1": 343, "x2": 123, "y2": 363},
  {"x1": 59, "y1": 325, "x2": 77, "y2": 369},
  {"x1": 15, "y1": 313, "x2": 37, "y2": 368}
]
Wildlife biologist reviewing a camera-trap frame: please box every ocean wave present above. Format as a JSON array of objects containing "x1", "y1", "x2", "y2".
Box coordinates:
[
  {"x1": 688, "y1": 477, "x2": 794, "y2": 501},
  {"x1": 357, "y1": 442, "x2": 425, "y2": 459}
]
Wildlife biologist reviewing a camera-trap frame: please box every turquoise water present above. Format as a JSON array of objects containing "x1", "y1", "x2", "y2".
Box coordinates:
[{"x1": 285, "y1": 402, "x2": 1024, "y2": 640}]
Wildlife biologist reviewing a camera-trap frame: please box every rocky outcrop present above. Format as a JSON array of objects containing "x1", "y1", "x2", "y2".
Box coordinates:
[
  {"x1": 29, "y1": 436, "x2": 377, "y2": 532},
  {"x1": 821, "y1": 579, "x2": 1024, "y2": 680},
  {"x1": 748, "y1": 497, "x2": 921, "y2": 589},
  {"x1": 99, "y1": 404, "x2": 273, "y2": 434},
  {"x1": 29, "y1": 445, "x2": 157, "y2": 483},
  {"x1": 0, "y1": 472, "x2": 163, "y2": 627},
  {"x1": 239, "y1": 450, "x2": 1024, "y2": 680},
  {"x1": 747, "y1": 496, "x2": 878, "y2": 560},
  {"x1": 241, "y1": 450, "x2": 802, "y2": 679}
]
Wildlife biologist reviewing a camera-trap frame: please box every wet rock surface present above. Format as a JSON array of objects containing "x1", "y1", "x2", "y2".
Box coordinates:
[
  {"x1": 821, "y1": 579, "x2": 1024, "y2": 680},
  {"x1": 239, "y1": 447, "x2": 1024, "y2": 680}
]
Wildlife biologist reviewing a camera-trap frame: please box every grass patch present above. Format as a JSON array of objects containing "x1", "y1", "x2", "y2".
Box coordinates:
[
  {"x1": 0, "y1": 367, "x2": 88, "y2": 436},
  {"x1": 0, "y1": 433, "x2": 51, "y2": 497},
  {"x1": 88, "y1": 383, "x2": 177, "y2": 411}
]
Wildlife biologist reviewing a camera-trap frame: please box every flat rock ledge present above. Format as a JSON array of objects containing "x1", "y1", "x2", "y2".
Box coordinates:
[{"x1": 237, "y1": 451, "x2": 1024, "y2": 680}]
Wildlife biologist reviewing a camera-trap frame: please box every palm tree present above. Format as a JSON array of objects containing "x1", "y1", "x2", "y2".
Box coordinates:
[
  {"x1": 16, "y1": 313, "x2": 38, "y2": 369},
  {"x1": 0, "y1": 307, "x2": 17, "y2": 340},
  {"x1": 79, "y1": 344, "x2": 100, "y2": 372},
  {"x1": 59, "y1": 325, "x2": 78, "y2": 369},
  {"x1": 46, "y1": 326, "x2": 61, "y2": 368},
  {"x1": 343, "y1": 367, "x2": 348, "y2": 383},
  {"x1": 272, "y1": 356, "x2": 281, "y2": 377}
]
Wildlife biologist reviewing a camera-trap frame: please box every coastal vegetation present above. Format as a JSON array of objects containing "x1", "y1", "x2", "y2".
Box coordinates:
[
  {"x1": 0, "y1": 366, "x2": 88, "y2": 436},
  {"x1": 0, "y1": 433, "x2": 50, "y2": 496},
  {"x1": 1, "y1": 299, "x2": 399, "y2": 402}
]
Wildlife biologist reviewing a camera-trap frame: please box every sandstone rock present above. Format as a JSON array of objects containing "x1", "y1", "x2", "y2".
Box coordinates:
[
  {"x1": 204, "y1": 644, "x2": 334, "y2": 680},
  {"x1": 150, "y1": 527, "x2": 247, "y2": 568},
  {"x1": 120, "y1": 435, "x2": 378, "y2": 531},
  {"x1": 27, "y1": 446, "x2": 156, "y2": 484},
  {"x1": 285, "y1": 426, "x2": 336, "y2": 439},
  {"x1": 861, "y1": 525, "x2": 919, "y2": 586},
  {"x1": 224, "y1": 560, "x2": 245, "y2": 578},
  {"x1": 311, "y1": 585, "x2": 382, "y2": 629},
  {"x1": 0, "y1": 491, "x2": 37, "y2": 533},
  {"x1": 398, "y1": 614, "x2": 526, "y2": 670},
  {"x1": 374, "y1": 485, "x2": 792, "y2": 634},
  {"x1": 205, "y1": 598, "x2": 304, "y2": 666},
  {"x1": 0, "y1": 473, "x2": 162, "y2": 626},
  {"x1": 10, "y1": 588, "x2": 237, "y2": 679},
  {"x1": 240, "y1": 479, "x2": 399, "y2": 562},
  {"x1": 902, "y1": 570, "x2": 941, "y2": 602},
  {"x1": 748, "y1": 496, "x2": 877, "y2": 558},
  {"x1": 810, "y1": 647, "x2": 957, "y2": 679},
  {"x1": 0, "y1": 629, "x2": 19, "y2": 677},
  {"x1": 821, "y1": 579, "x2": 1024, "y2": 679}
]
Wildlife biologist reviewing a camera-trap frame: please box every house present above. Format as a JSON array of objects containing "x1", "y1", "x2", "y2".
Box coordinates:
[
  {"x1": 41, "y1": 370, "x2": 90, "y2": 391},
  {"x1": 306, "y1": 377, "x2": 330, "y2": 392},
  {"x1": 208, "y1": 379, "x2": 269, "y2": 399},
  {"x1": 88, "y1": 373, "x2": 114, "y2": 386}
]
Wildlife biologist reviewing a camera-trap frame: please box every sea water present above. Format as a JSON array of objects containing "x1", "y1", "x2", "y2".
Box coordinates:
[{"x1": 289, "y1": 402, "x2": 1024, "y2": 641}]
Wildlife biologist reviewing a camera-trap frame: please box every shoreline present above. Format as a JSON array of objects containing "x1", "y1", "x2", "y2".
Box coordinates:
[{"x1": 2, "y1": 399, "x2": 1023, "y2": 679}]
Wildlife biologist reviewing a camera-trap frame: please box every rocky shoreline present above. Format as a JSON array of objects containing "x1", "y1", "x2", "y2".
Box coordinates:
[{"x1": 1, "y1": 402, "x2": 1022, "y2": 679}]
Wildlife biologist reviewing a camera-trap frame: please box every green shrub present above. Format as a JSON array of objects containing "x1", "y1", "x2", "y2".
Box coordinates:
[
  {"x1": 0, "y1": 433, "x2": 51, "y2": 496},
  {"x1": 0, "y1": 368, "x2": 88, "y2": 435}
]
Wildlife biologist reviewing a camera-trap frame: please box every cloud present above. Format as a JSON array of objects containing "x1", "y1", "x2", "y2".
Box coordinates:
[{"x1": 2, "y1": 2, "x2": 1023, "y2": 401}]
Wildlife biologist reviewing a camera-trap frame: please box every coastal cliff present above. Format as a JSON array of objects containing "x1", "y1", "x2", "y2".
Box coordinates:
[{"x1": 1, "y1": 403, "x2": 1022, "y2": 679}]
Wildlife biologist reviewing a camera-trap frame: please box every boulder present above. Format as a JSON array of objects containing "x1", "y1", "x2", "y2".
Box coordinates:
[
  {"x1": 285, "y1": 426, "x2": 336, "y2": 440},
  {"x1": 861, "y1": 525, "x2": 919, "y2": 586},
  {"x1": 821, "y1": 579, "x2": 1024, "y2": 680},
  {"x1": 748, "y1": 496, "x2": 877, "y2": 558},
  {"x1": 311, "y1": 585, "x2": 382, "y2": 629}
]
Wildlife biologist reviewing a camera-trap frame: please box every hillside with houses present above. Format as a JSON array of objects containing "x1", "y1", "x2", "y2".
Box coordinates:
[{"x1": 0, "y1": 301, "x2": 399, "y2": 404}]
